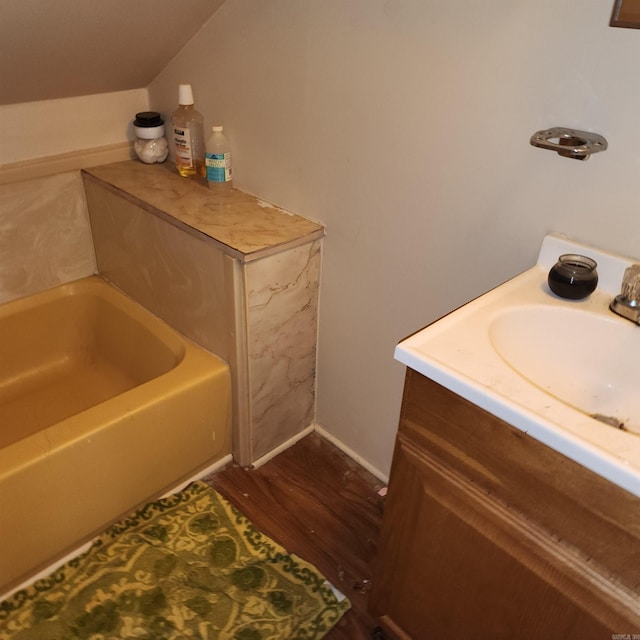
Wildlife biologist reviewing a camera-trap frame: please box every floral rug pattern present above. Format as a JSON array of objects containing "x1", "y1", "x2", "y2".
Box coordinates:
[{"x1": 0, "y1": 481, "x2": 349, "y2": 639}]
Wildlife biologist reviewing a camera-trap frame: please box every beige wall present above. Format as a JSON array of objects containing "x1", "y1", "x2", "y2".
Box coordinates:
[
  {"x1": 0, "y1": 90, "x2": 148, "y2": 164},
  {"x1": 147, "y1": 1, "x2": 640, "y2": 479},
  {"x1": 4, "y1": 2, "x2": 640, "y2": 479}
]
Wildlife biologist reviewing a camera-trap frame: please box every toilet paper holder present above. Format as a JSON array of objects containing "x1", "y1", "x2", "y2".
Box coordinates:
[{"x1": 530, "y1": 127, "x2": 608, "y2": 161}]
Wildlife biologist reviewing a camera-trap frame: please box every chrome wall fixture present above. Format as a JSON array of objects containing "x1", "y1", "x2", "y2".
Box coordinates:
[{"x1": 530, "y1": 127, "x2": 608, "y2": 161}]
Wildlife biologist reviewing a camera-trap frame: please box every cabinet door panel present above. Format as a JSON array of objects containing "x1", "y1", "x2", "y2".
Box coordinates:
[
  {"x1": 400, "y1": 369, "x2": 640, "y2": 591},
  {"x1": 370, "y1": 435, "x2": 635, "y2": 639}
]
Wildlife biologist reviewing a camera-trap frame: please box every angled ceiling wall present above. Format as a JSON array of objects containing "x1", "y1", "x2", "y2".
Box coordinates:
[{"x1": 0, "y1": 0, "x2": 225, "y2": 105}]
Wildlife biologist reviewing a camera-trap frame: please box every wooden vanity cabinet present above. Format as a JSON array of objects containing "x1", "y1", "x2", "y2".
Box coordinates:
[{"x1": 369, "y1": 369, "x2": 640, "y2": 639}]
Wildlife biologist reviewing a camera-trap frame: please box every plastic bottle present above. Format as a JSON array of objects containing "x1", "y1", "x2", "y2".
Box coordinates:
[
  {"x1": 171, "y1": 84, "x2": 205, "y2": 178},
  {"x1": 205, "y1": 125, "x2": 233, "y2": 190}
]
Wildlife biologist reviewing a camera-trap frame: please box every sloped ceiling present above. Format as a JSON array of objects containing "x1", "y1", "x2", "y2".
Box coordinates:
[{"x1": 0, "y1": 0, "x2": 225, "y2": 105}]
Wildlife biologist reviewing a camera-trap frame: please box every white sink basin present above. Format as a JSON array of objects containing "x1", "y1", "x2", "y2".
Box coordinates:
[
  {"x1": 489, "y1": 306, "x2": 640, "y2": 435},
  {"x1": 395, "y1": 234, "x2": 640, "y2": 497}
]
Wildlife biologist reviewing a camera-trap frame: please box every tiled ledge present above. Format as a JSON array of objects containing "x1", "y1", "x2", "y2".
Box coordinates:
[{"x1": 83, "y1": 161, "x2": 325, "y2": 262}]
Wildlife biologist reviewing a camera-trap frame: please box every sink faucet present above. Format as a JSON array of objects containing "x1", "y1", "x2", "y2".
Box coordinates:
[{"x1": 610, "y1": 264, "x2": 640, "y2": 325}]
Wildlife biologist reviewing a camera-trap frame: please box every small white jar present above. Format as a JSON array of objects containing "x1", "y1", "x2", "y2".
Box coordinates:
[{"x1": 133, "y1": 112, "x2": 169, "y2": 164}]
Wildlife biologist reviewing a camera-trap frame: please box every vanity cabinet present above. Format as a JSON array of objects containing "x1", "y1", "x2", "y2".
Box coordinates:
[{"x1": 369, "y1": 369, "x2": 640, "y2": 639}]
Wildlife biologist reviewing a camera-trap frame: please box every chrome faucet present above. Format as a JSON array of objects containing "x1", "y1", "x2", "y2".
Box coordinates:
[{"x1": 610, "y1": 264, "x2": 640, "y2": 325}]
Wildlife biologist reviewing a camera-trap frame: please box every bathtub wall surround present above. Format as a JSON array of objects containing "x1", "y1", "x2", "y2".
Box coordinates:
[
  {"x1": 0, "y1": 171, "x2": 96, "y2": 303},
  {"x1": 246, "y1": 243, "x2": 321, "y2": 457},
  {"x1": 82, "y1": 161, "x2": 325, "y2": 465}
]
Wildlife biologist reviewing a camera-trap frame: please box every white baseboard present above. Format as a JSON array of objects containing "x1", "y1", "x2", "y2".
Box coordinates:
[
  {"x1": 250, "y1": 425, "x2": 315, "y2": 469},
  {"x1": 247, "y1": 423, "x2": 389, "y2": 484},
  {"x1": 313, "y1": 424, "x2": 389, "y2": 484}
]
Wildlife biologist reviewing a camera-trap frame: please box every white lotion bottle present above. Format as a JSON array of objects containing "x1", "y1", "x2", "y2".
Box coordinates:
[{"x1": 205, "y1": 125, "x2": 233, "y2": 190}]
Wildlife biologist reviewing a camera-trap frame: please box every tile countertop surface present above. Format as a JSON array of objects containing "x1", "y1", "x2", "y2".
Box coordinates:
[
  {"x1": 83, "y1": 161, "x2": 325, "y2": 262},
  {"x1": 395, "y1": 234, "x2": 640, "y2": 498}
]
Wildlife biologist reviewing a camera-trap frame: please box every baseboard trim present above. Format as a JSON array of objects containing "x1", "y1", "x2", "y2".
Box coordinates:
[
  {"x1": 248, "y1": 424, "x2": 389, "y2": 483},
  {"x1": 250, "y1": 425, "x2": 316, "y2": 469},
  {"x1": 313, "y1": 424, "x2": 389, "y2": 484}
]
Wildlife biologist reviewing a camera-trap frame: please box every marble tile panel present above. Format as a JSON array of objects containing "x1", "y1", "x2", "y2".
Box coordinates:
[
  {"x1": 85, "y1": 179, "x2": 231, "y2": 360},
  {"x1": 84, "y1": 162, "x2": 325, "y2": 261},
  {"x1": 0, "y1": 171, "x2": 96, "y2": 303},
  {"x1": 246, "y1": 240, "x2": 321, "y2": 459}
]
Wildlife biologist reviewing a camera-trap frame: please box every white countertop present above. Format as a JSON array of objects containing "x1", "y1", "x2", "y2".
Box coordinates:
[{"x1": 395, "y1": 234, "x2": 640, "y2": 497}]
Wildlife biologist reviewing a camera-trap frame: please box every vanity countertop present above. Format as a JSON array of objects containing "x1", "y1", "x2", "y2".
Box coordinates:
[
  {"x1": 83, "y1": 161, "x2": 325, "y2": 262},
  {"x1": 395, "y1": 234, "x2": 640, "y2": 498}
]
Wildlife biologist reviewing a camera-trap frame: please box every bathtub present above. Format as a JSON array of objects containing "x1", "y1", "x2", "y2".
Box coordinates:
[{"x1": 0, "y1": 276, "x2": 231, "y2": 593}]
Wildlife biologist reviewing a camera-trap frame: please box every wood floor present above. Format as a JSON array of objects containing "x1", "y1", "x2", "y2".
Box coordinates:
[{"x1": 205, "y1": 432, "x2": 387, "y2": 640}]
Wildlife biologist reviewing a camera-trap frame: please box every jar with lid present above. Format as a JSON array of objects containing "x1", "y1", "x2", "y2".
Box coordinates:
[
  {"x1": 133, "y1": 112, "x2": 169, "y2": 164},
  {"x1": 547, "y1": 254, "x2": 598, "y2": 299}
]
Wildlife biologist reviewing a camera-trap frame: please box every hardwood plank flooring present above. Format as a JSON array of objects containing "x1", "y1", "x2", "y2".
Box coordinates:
[{"x1": 205, "y1": 432, "x2": 387, "y2": 639}]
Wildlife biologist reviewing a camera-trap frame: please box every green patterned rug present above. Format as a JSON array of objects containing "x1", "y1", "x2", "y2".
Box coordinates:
[{"x1": 0, "y1": 481, "x2": 350, "y2": 639}]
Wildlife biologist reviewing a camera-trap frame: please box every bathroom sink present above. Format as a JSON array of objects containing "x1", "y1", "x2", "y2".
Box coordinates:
[
  {"x1": 395, "y1": 234, "x2": 640, "y2": 497},
  {"x1": 489, "y1": 306, "x2": 640, "y2": 435}
]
